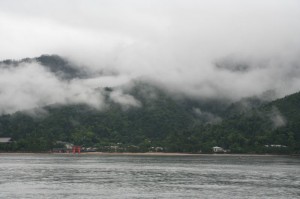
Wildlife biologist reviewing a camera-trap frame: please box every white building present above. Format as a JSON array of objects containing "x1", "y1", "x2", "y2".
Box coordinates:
[
  {"x1": 212, "y1": 146, "x2": 224, "y2": 153},
  {"x1": 0, "y1": 137, "x2": 13, "y2": 143}
]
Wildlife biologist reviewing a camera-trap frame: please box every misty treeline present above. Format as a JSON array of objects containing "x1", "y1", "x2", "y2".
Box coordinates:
[{"x1": 0, "y1": 82, "x2": 299, "y2": 154}]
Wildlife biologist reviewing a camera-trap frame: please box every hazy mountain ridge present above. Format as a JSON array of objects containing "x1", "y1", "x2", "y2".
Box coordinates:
[
  {"x1": 0, "y1": 82, "x2": 299, "y2": 153},
  {"x1": 0, "y1": 55, "x2": 86, "y2": 80},
  {"x1": 0, "y1": 55, "x2": 299, "y2": 153}
]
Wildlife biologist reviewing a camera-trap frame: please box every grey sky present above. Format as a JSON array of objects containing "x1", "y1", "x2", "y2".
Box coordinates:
[{"x1": 0, "y1": 0, "x2": 300, "y2": 113}]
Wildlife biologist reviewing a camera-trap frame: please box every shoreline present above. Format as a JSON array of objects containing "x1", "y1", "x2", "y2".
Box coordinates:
[
  {"x1": 78, "y1": 152, "x2": 293, "y2": 156},
  {"x1": 0, "y1": 152, "x2": 295, "y2": 156}
]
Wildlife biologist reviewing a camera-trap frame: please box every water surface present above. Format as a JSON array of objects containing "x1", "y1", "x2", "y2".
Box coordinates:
[{"x1": 0, "y1": 154, "x2": 299, "y2": 198}]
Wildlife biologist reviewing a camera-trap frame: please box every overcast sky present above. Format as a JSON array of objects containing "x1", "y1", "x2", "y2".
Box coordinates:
[{"x1": 0, "y1": 0, "x2": 300, "y2": 113}]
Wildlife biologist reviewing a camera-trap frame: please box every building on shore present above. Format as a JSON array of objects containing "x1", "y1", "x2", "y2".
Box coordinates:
[
  {"x1": 212, "y1": 146, "x2": 225, "y2": 153},
  {"x1": 0, "y1": 137, "x2": 13, "y2": 144},
  {"x1": 52, "y1": 141, "x2": 74, "y2": 153},
  {"x1": 0, "y1": 137, "x2": 14, "y2": 151}
]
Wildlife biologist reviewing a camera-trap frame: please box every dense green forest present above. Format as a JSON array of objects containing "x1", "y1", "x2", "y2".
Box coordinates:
[
  {"x1": 0, "y1": 85, "x2": 299, "y2": 154},
  {"x1": 0, "y1": 55, "x2": 299, "y2": 154}
]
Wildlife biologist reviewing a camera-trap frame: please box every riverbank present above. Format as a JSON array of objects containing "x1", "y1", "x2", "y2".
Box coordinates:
[
  {"x1": 79, "y1": 152, "x2": 294, "y2": 157},
  {"x1": 0, "y1": 152, "x2": 295, "y2": 156}
]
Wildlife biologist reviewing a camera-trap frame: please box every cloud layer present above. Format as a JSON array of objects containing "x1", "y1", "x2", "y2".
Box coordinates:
[{"x1": 0, "y1": 0, "x2": 300, "y2": 113}]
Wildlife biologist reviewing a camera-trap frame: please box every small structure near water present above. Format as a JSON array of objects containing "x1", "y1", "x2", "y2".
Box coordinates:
[
  {"x1": 212, "y1": 146, "x2": 225, "y2": 153},
  {"x1": 0, "y1": 137, "x2": 13, "y2": 143},
  {"x1": 264, "y1": 144, "x2": 287, "y2": 148},
  {"x1": 0, "y1": 137, "x2": 14, "y2": 151},
  {"x1": 72, "y1": 146, "x2": 81, "y2": 154},
  {"x1": 52, "y1": 141, "x2": 74, "y2": 153}
]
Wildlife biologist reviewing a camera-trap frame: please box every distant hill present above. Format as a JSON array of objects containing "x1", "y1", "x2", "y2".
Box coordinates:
[
  {"x1": 0, "y1": 82, "x2": 225, "y2": 152},
  {"x1": 0, "y1": 55, "x2": 299, "y2": 154},
  {"x1": 198, "y1": 91, "x2": 300, "y2": 153},
  {"x1": 0, "y1": 54, "x2": 87, "y2": 79},
  {"x1": 0, "y1": 84, "x2": 298, "y2": 153}
]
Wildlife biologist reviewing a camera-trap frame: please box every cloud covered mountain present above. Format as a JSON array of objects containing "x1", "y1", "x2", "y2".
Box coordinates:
[
  {"x1": 0, "y1": 1, "x2": 300, "y2": 115},
  {"x1": 0, "y1": 1, "x2": 299, "y2": 153},
  {"x1": 1, "y1": 53, "x2": 300, "y2": 115},
  {"x1": 0, "y1": 80, "x2": 299, "y2": 153}
]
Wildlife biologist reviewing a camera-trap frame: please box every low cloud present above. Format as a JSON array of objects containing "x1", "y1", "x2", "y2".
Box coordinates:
[
  {"x1": 269, "y1": 107, "x2": 286, "y2": 128},
  {"x1": 0, "y1": 0, "x2": 300, "y2": 113},
  {"x1": 0, "y1": 62, "x2": 138, "y2": 114},
  {"x1": 109, "y1": 89, "x2": 141, "y2": 109},
  {"x1": 193, "y1": 108, "x2": 222, "y2": 124}
]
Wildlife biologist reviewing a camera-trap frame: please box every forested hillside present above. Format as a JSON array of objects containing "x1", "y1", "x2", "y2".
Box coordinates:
[
  {"x1": 0, "y1": 56, "x2": 299, "y2": 154},
  {"x1": 0, "y1": 85, "x2": 299, "y2": 153}
]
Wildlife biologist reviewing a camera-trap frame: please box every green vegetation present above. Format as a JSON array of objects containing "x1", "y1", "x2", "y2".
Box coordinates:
[
  {"x1": 0, "y1": 83, "x2": 299, "y2": 154},
  {"x1": 0, "y1": 55, "x2": 299, "y2": 154}
]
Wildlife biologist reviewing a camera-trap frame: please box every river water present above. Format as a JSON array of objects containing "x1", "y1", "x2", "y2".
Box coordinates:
[{"x1": 0, "y1": 154, "x2": 299, "y2": 199}]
